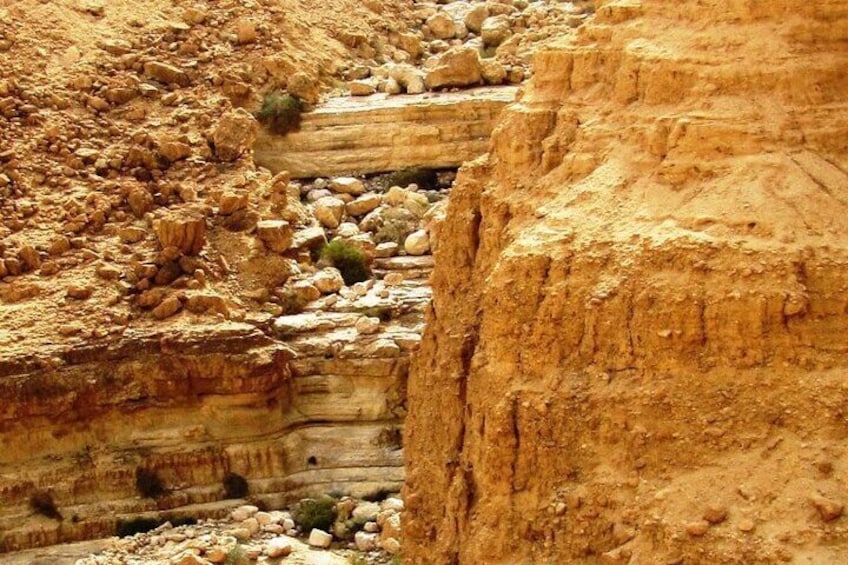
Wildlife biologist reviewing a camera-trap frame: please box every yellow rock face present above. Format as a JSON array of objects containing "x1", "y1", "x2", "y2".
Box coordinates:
[{"x1": 404, "y1": 1, "x2": 848, "y2": 563}]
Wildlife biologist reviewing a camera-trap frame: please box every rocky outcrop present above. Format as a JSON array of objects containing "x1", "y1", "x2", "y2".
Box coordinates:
[
  {"x1": 404, "y1": 1, "x2": 848, "y2": 563},
  {"x1": 0, "y1": 255, "x2": 430, "y2": 553},
  {"x1": 253, "y1": 87, "x2": 517, "y2": 178}
]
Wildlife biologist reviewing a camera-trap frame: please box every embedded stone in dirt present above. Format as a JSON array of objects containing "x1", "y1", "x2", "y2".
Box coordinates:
[{"x1": 154, "y1": 208, "x2": 207, "y2": 255}]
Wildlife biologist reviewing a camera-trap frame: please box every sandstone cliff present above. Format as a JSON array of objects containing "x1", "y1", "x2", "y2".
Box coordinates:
[{"x1": 404, "y1": 1, "x2": 848, "y2": 563}]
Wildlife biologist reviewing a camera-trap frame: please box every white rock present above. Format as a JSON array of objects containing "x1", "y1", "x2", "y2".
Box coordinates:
[
  {"x1": 336, "y1": 222, "x2": 360, "y2": 238},
  {"x1": 313, "y1": 268, "x2": 345, "y2": 294},
  {"x1": 308, "y1": 528, "x2": 333, "y2": 548},
  {"x1": 347, "y1": 193, "x2": 382, "y2": 217},
  {"x1": 266, "y1": 536, "x2": 293, "y2": 557},
  {"x1": 313, "y1": 196, "x2": 346, "y2": 229},
  {"x1": 354, "y1": 531, "x2": 378, "y2": 552},
  {"x1": 381, "y1": 497, "x2": 405, "y2": 512},
  {"x1": 355, "y1": 316, "x2": 381, "y2": 335},
  {"x1": 352, "y1": 501, "x2": 381, "y2": 522},
  {"x1": 363, "y1": 521, "x2": 380, "y2": 533},
  {"x1": 375, "y1": 242, "x2": 399, "y2": 258},
  {"x1": 404, "y1": 230, "x2": 430, "y2": 256},
  {"x1": 330, "y1": 177, "x2": 366, "y2": 196}
]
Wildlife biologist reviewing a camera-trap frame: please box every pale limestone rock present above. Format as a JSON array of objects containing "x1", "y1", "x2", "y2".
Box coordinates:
[
  {"x1": 266, "y1": 536, "x2": 293, "y2": 557},
  {"x1": 425, "y1": 46, "x2": 482, "y2": 89},
  {"x1": 405, "y1": 230, "x2": 430, "y2": 256},
  {"x1": 313, "y1": 268, "x2": 345, "y2": 294},
  {"x1": 336, "y1": 222, "x2": 360, "y2": 238},
  {"x1": 354, "y1": 531, "x2": 378, "y2": 551},
  {"x1": 381, "y1": 497, "x2": 405, "y2": 512},
  {"x1": 481, "y1": 15, "x2": 512, "y2": 47},
  {"x1": 293, "y1": 280, "x2": 321, "y2": 303},
  {"x1": 144, "y1": 61, "x2": 190, "y2": 87},
  {"x1": 481, "y1": 58, "x2": 507, "y2": 85},
  {"x1": 384, "y1": 272, "x2": 404, "y2": 286},
  {"x1": 292, "y1": 226, "x2": 327, "y2": 250},
  {"x1": 375, "y1": 242, "x2": 399, "y2": 258},
  {"x1": 355, "y1": 316, "x2": 381, "y2": 335},
  {"x1": 464, "y1": 5, "x2": 489, "y2": 33},
  {"x1": 307, "y1": 528, "x2": 332, "y2": 548},
  {"x1": 313, "y1": 196, "x2": 345, "y2": 229},
  {"x1": 426, "y1": 12, "x2": 456, "y2": 40},
  {"x1": 330, "y1": 177, "x2": 366, "y2": 196},
  {"x1": 256, "y1": 220, "x2": 293, "y2": 252},
  {"x1": 352, "y1": 501, "x2": 381, "y2": 522}
]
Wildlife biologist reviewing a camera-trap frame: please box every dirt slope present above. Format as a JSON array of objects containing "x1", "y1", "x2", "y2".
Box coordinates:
[
  {"x1": 0, "y1": 0, "x2": 411, "y2": 357},
  {"x1": 404, "y1": 1, "x2": 848, "y2": 563}
]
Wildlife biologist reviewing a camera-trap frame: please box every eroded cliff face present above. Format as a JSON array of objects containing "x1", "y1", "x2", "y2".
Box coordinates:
[{"x1": 404, "y1": 1, "x2": 848, "y2": 563}]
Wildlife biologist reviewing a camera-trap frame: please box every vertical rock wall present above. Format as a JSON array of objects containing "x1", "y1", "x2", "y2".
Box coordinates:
[{"x1": 404, "y1": 1, "x2": 848, "y2": 563}]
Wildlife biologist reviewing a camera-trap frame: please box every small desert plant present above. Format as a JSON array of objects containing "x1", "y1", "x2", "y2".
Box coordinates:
[
  {"x1": 135, "y1": 467, "x2": 166, "y2": 499},
  {"x1": 116, "y1": 516, "x2": 197, "y2": 538},
  {"x1": 293, "y1": 495, "x2": 338, "y2": 533},
  {"x1": 29, "y1": 490, "x2": 62, "y2": 521},
  {"x1": 223, "y1": 472, "x2": 249, "y2": 500},
  {"x1": 257, "y1": 91, "x2": 304, "y2": 134},
  {"x1": 320, "y1": 240, "x2": 371, "y2": 285},
  {"x1": 225, "y1": 543, "x2": 249, "y2": 565}
]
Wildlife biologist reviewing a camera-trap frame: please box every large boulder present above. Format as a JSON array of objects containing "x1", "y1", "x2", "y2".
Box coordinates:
[{"x1": 424, "y1": 46, "x2": 482, "y2": 90}]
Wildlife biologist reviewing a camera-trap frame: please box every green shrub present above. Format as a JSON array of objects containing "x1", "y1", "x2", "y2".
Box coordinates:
[
  {"x1": 293, "y1": 496, "x2": 338, "y2": 533},
  {"x1": 257, "y1": 91, "x2": 304, "y2": 134},
  {"x1": 116, "y1": 516, "x2": 197, "y2": 537},
  {"x1": 30, "y1": 491, "x2": 62, "y2": 521},
  {"x1": 135, "y1": 467, "x2": 166, "y2": 499},
  {"x1": 225, "y1": 543, "x2": 249, "y2": 565},
  {"x1": 223, "y1": 472, "x2": 249, "y2": 500},
  {"x1": 320, "y1": 240, "x2": 371, "y2": 285}
]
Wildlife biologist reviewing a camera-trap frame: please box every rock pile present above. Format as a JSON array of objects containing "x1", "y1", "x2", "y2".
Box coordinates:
[
  {"x1": 343, "y1": 0, "x2": 595, "y2": 96},
  {"x1": 76, "y1": 497, "x2": 405, "y2": 565}
]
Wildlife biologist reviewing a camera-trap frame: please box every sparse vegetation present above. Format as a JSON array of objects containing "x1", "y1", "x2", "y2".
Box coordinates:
[
  {"x1": 225, "y1": 543, "x2": 249, "y2": 565},
  {"x1": 320, "y1": 240, "x2": 371, "y2": 285},
  {"x1": 116, "y1": 516, "x2": 197, "y2": 538},
  {"x1": 135, "y1": 467, "x2": 166, "y2": 499},
  {"x1": 293, "y1": 495, "x2": 338, "y2": 533},
  {"x1": 223, "y1": 472, "x2": 249, "y2": 500},
  {"x1": 29, "y1": 490, "x2": 62, "y2": 521},
  {"x1": 257, "y1": 91, "x2": 304, "y2": 134}
]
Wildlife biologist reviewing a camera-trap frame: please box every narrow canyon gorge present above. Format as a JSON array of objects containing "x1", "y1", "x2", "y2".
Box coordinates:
[{"x1": 1, "y1": 0, "x2": 847, "y2": 564}]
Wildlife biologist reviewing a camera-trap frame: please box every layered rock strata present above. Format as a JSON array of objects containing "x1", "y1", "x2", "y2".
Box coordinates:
[
  {"x1": 254, "y1": 87, "x2": 517, "y2": 178},
  {"x1": 404, "y1": 1, "x2": 848, "y2": 563},
  {"x1": 0, "y1": 257, "x2": 430, "y2": 552}
]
